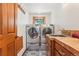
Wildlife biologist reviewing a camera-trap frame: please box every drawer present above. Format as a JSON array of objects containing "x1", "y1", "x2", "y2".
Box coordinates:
[
  {"x1": 55, "y1": 42, "x2": 74, "y2": 56},
  {"x1": 55, "y1": 42, "x2": 62, "y2": 51},
  {"x1": 61, "y1": 46, "x2": 74, "y2": 56}
]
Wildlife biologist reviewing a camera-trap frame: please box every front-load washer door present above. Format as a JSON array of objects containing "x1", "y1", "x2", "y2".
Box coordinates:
[
  {"x1": 28, "y1": 27, "x2": 38, "y2": 39},
  {"x1": 42, "y1": 27, "x2": 52, "y2": 37}
]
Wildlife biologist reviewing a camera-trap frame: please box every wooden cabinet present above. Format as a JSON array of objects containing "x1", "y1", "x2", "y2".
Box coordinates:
[
  {"x1": 15, "y1": 36, "x2": 23, "y2": 54},
  {"x1": 54, "y1": 41, "x2": 74, "y2": 56},
  {"x1": 46, "y1": 35, "x2": 52, "y2": 56},
  {"x1": 46, "y1": 35, "x2": 78, "y2": 56}
]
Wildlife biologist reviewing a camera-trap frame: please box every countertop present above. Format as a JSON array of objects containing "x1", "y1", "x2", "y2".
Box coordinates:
[{"x1": 46, "y1": 34, "x2": 79, "y2": 56}]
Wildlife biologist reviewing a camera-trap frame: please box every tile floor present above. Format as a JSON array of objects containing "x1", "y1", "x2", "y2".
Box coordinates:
[{"x1": 23, "y1": 43, "x2": 47, "y2": 56}]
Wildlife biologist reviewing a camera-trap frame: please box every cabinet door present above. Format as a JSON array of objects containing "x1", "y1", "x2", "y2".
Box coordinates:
[
  {"x1": 7, "y1": 41, "x2": 15, "y2": 56},
  {"x1": 15, "y1": 37, "x2": 23, "y2": 54}
]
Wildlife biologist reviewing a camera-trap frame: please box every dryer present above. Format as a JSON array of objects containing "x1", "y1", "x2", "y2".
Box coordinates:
[
  {"x1": 26, "y1": 24, "x2": 40, "y2": 48},
  {"x1": 40, "y1": 24, "x2": 54, "y2": 44}
]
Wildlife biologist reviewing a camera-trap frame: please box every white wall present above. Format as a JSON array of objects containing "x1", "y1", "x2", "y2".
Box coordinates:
[
  {"x1": 50, "y1": 4, "x2": 79, "y2": 34},
  {"x1": 26, "y1": 3, "x2": 56, "y2": 25},
  {"x1": 17, "y1": 4, "x2": 29, "y2": 56},
  {"x1": 63, "y1": 4, "x2": 79, "y2": 30},
  {"x1": 50, "y1": 4, "x2": 64, "y2": 34}
]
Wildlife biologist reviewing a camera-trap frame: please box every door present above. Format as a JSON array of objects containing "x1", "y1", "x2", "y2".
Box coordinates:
[
  {"x1": 0, "y1": 3, "x2": 7, "y2": 56},
  {"x1": 0, "y1": 3, "x2": 17, "y2": 56},
  {"x1": 1, "y1": 3, "x2": 17, "y2": 56},
  {"x1": 6, "y1": 3, "x2": 17, "y2": 56}
]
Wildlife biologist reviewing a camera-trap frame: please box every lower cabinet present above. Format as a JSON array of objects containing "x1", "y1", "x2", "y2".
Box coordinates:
[
  {"x1": 46, "y1": 36, "x2": 52, "y2": 56},
  {"x1": 46, "y1": 35, "x2": 75, "y2": 56},
  {"x1": 54, "y1": 41, "x2": 74, "y2": 56},
  {"x1": 15, "y1": 36, "x2": 23, "y2": 54}
]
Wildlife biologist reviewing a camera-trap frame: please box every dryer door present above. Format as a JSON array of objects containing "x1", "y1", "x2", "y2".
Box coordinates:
[
  {"x1": 42, "y1": 27, "x2": 52, "y2": 37},
  {"x1": 28, "y1": 27, "x2": 38, "y2": 39}
]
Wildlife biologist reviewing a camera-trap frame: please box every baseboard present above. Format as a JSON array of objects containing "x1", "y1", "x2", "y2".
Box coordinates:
[{"x1": 17, "y1": 47, "x2": 26, "y2": 56}]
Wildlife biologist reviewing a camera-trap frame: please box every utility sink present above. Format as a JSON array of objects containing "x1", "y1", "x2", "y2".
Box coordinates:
[{"x1": 50, "y1": 34, "x2": 67, "y2": 37}]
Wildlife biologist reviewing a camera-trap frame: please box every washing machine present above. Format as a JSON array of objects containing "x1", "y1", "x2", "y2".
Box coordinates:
[
  {"x1": 40, "y1": 24, "x2": 54, "y2": 44},
  {"x1": 26, "y1": 24, "x2": 40, "y2": 48}
]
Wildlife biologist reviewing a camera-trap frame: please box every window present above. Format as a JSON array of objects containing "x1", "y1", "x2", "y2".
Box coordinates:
[{"x1": 33, "y1": 16, "x2": 45, "y2": 25}]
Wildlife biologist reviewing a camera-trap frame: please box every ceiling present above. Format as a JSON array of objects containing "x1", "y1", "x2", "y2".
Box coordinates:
[{"x1": 20, "y1": 3, "x2": 63, "y2": 14}]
